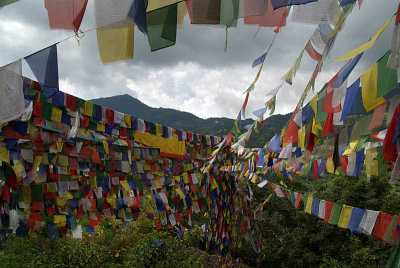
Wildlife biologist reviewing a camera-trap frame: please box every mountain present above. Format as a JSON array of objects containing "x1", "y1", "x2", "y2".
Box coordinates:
[{"x1": 90, "y1": 94, "x2": 291, "y2": 148}]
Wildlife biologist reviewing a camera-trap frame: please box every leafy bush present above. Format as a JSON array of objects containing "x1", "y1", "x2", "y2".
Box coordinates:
[{"x1": 0, "y1": 213, "x2": 213, "y2": 268}]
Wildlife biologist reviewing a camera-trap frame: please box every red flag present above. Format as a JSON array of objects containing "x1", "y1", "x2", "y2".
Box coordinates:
[
  {"x1": 305, "y1": 40, "x2": 322, "y2": 61},
  {"x1": 322, "y1": 112, "x2": 334, "y2": 137},
  {"x1": 45, "y1": 0, "x2": 88, "y2": 33},
  {"x1": 383, "y1": 102, "x2": 400, "y2": 162},
  {"x1": 283, "y1": 119, "x2": 298, "y2": 143}
]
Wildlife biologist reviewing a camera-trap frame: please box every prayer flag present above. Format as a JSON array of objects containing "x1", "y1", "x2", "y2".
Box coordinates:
[
  {"x1": 25, "y1": 44, "x2": 59, "y2": 93},
  {"x1": 44, "y1": 0, "x2": 88, "y2": 32},
  {"x1": 96, "y1": 26, "x2": 134, "y2": 63},
  {"x1": 0, "y1": 60, "x2": 24, "y2": 124},
  {"x1": 271, "y1": 0, "x2": 317, "y2": 9},
  {"x1": 361, "y1": 62, "x2": 385, "y2": 112},
  {"x1": 146, "y1": 3, "x2": 177, "y2": 52},
  {"x1": 244, "y1": 0, "x2": 286, "y2": 27},
  {"x1": 334, "y1": 16, "x2": 393, "y2": 62}
]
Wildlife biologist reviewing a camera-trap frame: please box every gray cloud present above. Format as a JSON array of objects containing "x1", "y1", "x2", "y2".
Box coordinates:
[{"x1": 0, "y1": 0, "x2": 398, "y2": 120}]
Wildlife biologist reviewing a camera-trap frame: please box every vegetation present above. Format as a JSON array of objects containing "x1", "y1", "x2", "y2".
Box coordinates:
[
  {"x1": 0, "y1": 213, "x2": 249, "y2": 268},
  {"x1": 234, "y1": 174, "x2": 400, "y2": 267}
]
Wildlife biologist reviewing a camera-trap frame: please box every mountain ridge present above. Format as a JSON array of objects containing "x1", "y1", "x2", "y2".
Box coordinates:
[{"x1": 90, "y1": 94, "x2": 291, "y2": 148}]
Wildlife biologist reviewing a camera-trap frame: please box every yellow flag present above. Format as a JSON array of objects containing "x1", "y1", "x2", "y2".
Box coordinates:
[
  {"x1": 337, "y1": 205, "x2": 353, "y2": 229},
  {"x1": 47, "y1": 182, "x2": 58, "y2": 193},
  {"x1": 51, "y1": 106, "x2": 62, "y2": 122},
  {"x1": 310, "y1": 95, "x2": 318, "y2": 115},
  {"x1": 361, "y1": 63, "x2": 385, "y2": 112},
  {"x1": 102, "y1": 140, "x2": 109, "y2": 154},
  {"x1": 298, "y1": 126, "x2": 306, "y2": 148},
  {"x1": 0, "y1": 146, "x2": 10, "y2": 164},
  {"x1": 326, "y1": 157, "x2": 335, "y2": 174},
  {"x1": 365, "y1": 148, "x2": 379, "y2": 176},
  {"x1": 97, "y1": 123, "x2": 105, "y2": 132},
  {"x1": 56, "y1": 197, "x2": 67, "y2": 209},
  {"x1": 305, "y1": 196, "x2": 313, "y2": 214},
  {"x1": 83, "y1": 101, "x2": 93, "y2": 116},
  {"x1": 97, "y1": 26, "x2": 134, "y2": 64},
  {"x1": 54, "y1": 215, "x2": 66, "y2": 225},
  {"x1": 120, "y1": 180, "x2": 130, "y2": 192},
  {"x1": 124, "y1": 114, "x2": 131, "y2": 128},
  {"x1": 343, "y1": 140, "x2": 359, "y2": 155},
  {"x1": 175, "y1": 188, "x2": 186, "y2": 200},
  {"x1": 334, "y1": 16, "x2": 393, "y2": 62}
]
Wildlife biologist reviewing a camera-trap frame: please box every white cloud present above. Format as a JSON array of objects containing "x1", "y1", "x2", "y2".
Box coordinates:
[{"x1": 0, "y1": 0, "x2": 398, "y2": 121}]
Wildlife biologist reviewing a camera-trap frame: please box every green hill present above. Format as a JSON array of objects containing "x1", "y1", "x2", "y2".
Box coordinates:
[{"x1": 90, "y1": 94, "x2": 291, "y2": 148}]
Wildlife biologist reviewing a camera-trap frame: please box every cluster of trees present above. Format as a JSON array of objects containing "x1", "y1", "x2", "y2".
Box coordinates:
[{"x1": 232, "y1": 174, "x2": 400, "y2": 267}]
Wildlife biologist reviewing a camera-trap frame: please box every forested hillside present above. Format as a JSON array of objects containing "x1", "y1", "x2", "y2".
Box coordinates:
[{"x1": 91, "y1": 94, "x2": 291, "y2": 147}]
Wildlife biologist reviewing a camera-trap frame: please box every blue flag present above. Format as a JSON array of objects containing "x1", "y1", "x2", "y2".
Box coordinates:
[
  {"x1": 128, "y1": 0, "x2": 148, "y2": 34},
  {"x1": 267, "y1": 131, "x2": 281, "y2": 152},
  {"x1": 25, "y1": 44, "x2": 59, "y2": 97},
  {"x1": 340, "y1": 0, "x2": 357, "y2": 8},
  {"x1": 271, "y1": 0, "x2": 317, "y2": 10},
  {"x1": 331, "y1": 53, "x2": 363, "y2": 88},
  {"x1": 257, "y1": 148, "x2": 265, "y2": 167},
  {"x1": 340, "y1": 78, "x2": 360, "y2": 121},
  {"x1": 252, "y1": 51, "x2": 268, "y2": 67}
]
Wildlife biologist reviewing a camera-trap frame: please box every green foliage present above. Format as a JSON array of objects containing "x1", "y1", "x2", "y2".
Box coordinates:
[
  {"x1": 241, "y1": 174, "x2": 399, "y2": 267},
  {"x1": 0, "y1": 214, "x2": 212, "y2": 268}
]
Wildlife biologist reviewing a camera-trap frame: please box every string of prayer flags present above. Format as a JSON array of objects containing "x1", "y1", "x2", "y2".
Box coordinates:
[
  {"x1": 1, "y1": 75, "x2": 256, "y2": 258},
  {"x1": 264, "y1": 181, "x2": 400, "y2": 245},
  {"x1": 0, "y1": 60, "x2": 24, "y2": 125},
  {"x1": 282, "y1": 50, "x2": 303, "y2": 85},
  {"x1": 146, "y1": 3, "x2": 177, "y2": 52},
  {"x1": 252, "y1": 33, "x2": 277, "y2": 67},
  {"x1": 270, "y1": 0, "x2": 317, "y2": 10},
  {"x1": 334, "y1": 16, "x2": 393, "y2": 62},
  {"x1": 96, "y1": 26, "x2": 134, "y2": 63},
  {"x1": 44, "y1": 0, "x2": 88, "y2": 33},
  {"x1": 25, "y1": 44, "x2": 59, "y2": 96}
]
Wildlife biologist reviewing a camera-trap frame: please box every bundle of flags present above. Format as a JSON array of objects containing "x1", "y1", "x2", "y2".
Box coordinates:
[{"x1": 0, "y1": 76, "x2": 256, "y2": 257}]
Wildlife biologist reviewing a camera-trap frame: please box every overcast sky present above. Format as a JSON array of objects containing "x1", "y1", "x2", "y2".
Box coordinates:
[{"x1": 0, "y1": 0, "x2": 398, "y2": 120}]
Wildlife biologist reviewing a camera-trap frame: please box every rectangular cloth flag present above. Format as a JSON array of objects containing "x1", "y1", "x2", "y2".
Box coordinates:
[
  {"x1": 291, "y1": 0, "x2": 341, "y2": 25},
  {"x1": 361, "y1": 61, "x2": 386, "y2": 112},
  {"x1": 360, "y1": 209, "x2": 380, "y2": 235},
  {"x1": 95, "y1": 0, "x2": 135, "y2": 28},
  {"x1": 25, "y1": 44, "x2": 59, "y2": 96},
  {"x1": 244, "y1": 0, "x2": 287, "y2": 27},
  {"x1": 146, "y1": 3, "x2": 178, "y2": 52},
  {"x1": 271, "y1": 0, "x2": 317, "y2": 10},
  {"x1": 96, "y1": 26, "x2": 134, "y2": 63},
  {"x1": 0, "y1": 60, "x2": 24, "y2": 124},
  {"x1": 44, "y1": 0, "x2": 88, "y2": 32},
  {"x1": 186, "y1": 0, "x2": 221, "y2": 25}
]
